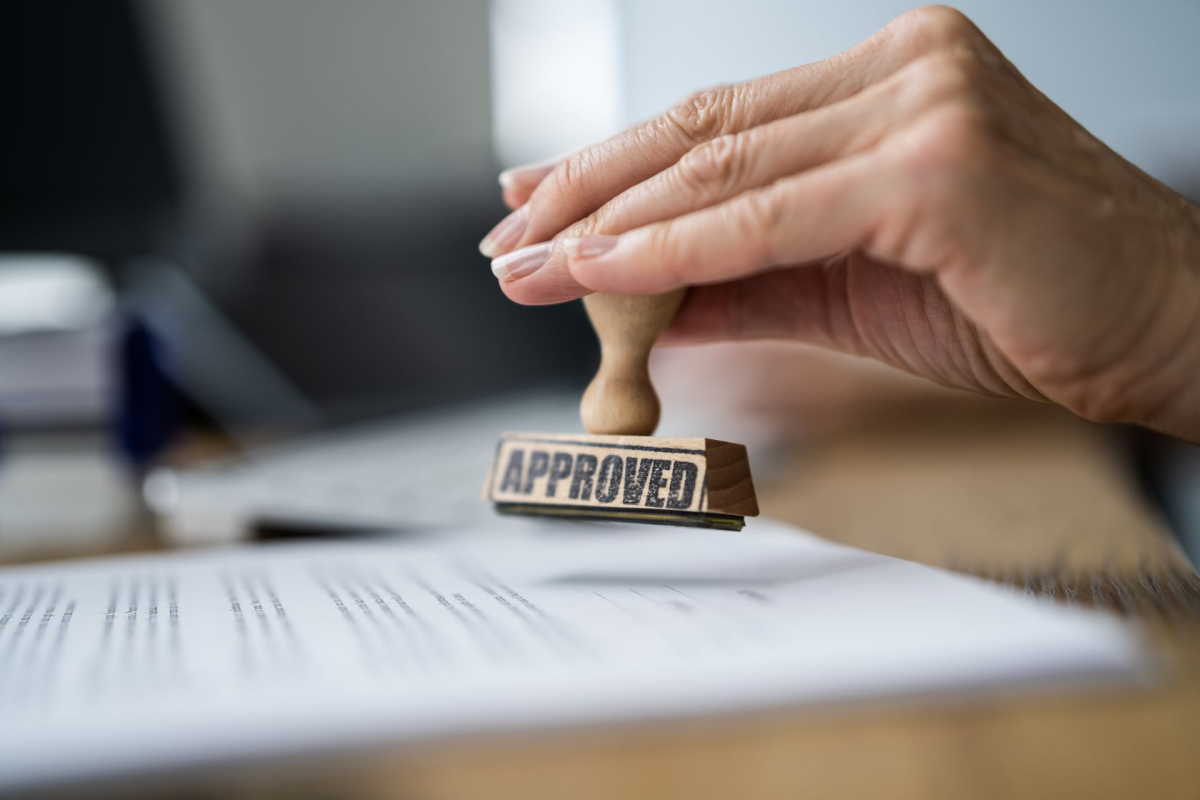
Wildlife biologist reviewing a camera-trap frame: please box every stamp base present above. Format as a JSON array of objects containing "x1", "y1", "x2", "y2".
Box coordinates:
[{"x1": 494, "y1": 502, "x2": 746, "y2": 531}]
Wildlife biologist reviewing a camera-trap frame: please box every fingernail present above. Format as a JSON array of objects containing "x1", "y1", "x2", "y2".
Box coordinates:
[
  {"x1": 563, "y1": 235, "x2": 620, "y2": 260},
  {"x1": 498, "y1": 161, "x2": 557, "y2": 191},
  {"x1": 479, "y1": 205, "x2": 530, "y2": 257},
  {"x1": 491, "y1": 242, "x2": 552, "y2": 281}
]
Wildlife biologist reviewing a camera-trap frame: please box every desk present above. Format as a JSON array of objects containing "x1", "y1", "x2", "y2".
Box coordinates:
[{"x1": 6, "y1": 395, "x2": 1199, "y2": 799}]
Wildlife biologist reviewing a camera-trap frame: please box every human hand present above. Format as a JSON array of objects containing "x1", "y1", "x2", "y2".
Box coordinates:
[{"x1": 479, "y1": 6, "x2": 1200, "y2": 442}]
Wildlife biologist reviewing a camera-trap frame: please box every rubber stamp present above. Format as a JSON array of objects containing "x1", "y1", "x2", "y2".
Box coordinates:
[{"x1": 485, "y1": 290, "x2": 759, "y2": 530}]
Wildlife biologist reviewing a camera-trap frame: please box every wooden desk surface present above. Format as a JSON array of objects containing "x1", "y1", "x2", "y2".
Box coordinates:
[{"x1": 7, "y1": 393, "x2": 1200, "y2": 800}]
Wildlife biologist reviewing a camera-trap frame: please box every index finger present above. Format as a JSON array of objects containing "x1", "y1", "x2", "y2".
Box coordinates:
[{"x1": 564, "y1": 151, "x2": 889, "y2": 295}]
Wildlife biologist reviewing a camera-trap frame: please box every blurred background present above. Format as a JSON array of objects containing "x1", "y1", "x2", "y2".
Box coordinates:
[{"x1": 1, "y1": 0, "x2": 1199, "y2": 558}]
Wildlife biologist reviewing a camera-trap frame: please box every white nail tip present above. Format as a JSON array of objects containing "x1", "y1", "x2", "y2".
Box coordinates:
[
  {"x1": 498, "y1": 161, "x2": 558, "y2": 190},
  {"x1": 490, "y1": 242, "x2": 552, "y2": 282}
]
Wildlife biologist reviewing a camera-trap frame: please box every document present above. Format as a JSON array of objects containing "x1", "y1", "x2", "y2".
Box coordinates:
[{"x1": 0, "y1": 517, "x2": 1142, "y2": 792}]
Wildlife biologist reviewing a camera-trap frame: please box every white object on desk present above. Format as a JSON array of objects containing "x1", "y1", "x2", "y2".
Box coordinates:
[{"x1": 0, "y1": 254, "x2": 115, "y2": 426}]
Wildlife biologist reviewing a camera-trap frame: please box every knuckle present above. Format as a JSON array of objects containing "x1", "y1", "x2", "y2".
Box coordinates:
[
  {"x1": 890, "y1": 48, "x2": 996, "y2": 120},
  {"x1": 677, "y1": 133, "x2": 748, "y2": 195},
  {"x1": 894, "y1": 5, "x2": 982, "y2": 52},
  {"x1": 916, "y1": 5, "x2": 980, "y2": 45},
  {"x1": 904, "y1": 50, "x2": 984, "y2": 106},
  {"x1": 548, "y1": 159, "x2": 581, "y2": 200},
  {"x1": 665, "y1": 86, "x2": 736, "y2": 144},
  {"x1": 548, "y1": 148, "x2": 599, "y2": 201}
]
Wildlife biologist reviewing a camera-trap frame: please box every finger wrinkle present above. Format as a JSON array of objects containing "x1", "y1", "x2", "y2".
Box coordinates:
[
  {"x1": 665, "y1": 87, "x2": 734, "y2": 146},
  {"x1": 816, "y1": 256, "x2": 864, "y2": 353},
  {"x1": 646, "y1": 223, "x2": 691, "y2": 291}
]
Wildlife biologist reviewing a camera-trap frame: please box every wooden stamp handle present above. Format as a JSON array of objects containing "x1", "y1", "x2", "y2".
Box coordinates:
[{"x1": 580, "y1": 289, "x2": 686, "y2": 435}]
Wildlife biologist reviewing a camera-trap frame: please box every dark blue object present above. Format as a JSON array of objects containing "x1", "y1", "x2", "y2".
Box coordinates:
[{"x1": 116, "y1": 317, "x2": 178, "y2": 469}]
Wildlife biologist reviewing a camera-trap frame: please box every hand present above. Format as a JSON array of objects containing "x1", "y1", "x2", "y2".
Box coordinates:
[{"x1": 479, "y1": 5, "x2": 1200, "y2": 442}]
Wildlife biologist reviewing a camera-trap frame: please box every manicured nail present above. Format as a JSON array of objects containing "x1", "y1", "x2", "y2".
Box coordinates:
[
  {"x1": 498, "y1": 161, "x2": 557, "y2": 191},
  {"x1": 479, "y1": 205, "x2": 530, "y2": 257},
  {"x1": 491, "y1": 242, "x2": 552, "y2": 281},
  {"x1": 563, "y1": 235, "x2": 620, "y2": 259}
]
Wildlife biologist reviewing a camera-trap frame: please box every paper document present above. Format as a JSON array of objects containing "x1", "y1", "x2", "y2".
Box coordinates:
[{"x1": 0, "y1": 517, "x2": 1141, "y2": 792}]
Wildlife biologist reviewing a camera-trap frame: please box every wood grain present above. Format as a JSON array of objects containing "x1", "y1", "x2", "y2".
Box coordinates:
[
  {"x1": 702, "y1": 438, "x2": 761, "y2": 517},
  {"x1": 759, "y1": 399, "x2": 1200, "y2": 621}
]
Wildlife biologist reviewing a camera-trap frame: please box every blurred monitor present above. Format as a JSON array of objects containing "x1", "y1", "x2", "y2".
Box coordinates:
[
  {"x1": 0, "y1": 2, "x2": 181, "y2": 260},
  {"x1": 1, "y1": 1, "x2": 594, "y2": 434}
]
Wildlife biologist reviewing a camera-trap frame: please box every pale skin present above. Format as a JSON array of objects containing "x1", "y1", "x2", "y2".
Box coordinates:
[{"x1": 479, "y1": 6, "x2": 1200, "y2": 443}]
